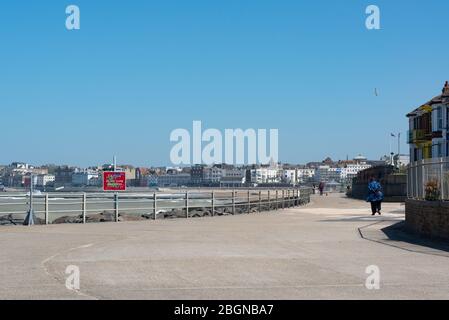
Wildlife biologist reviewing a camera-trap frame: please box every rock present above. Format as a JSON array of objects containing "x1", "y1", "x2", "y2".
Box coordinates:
[
  {"x1": 175, "y1": 210, "x2": 188, "y2": 218},
  {"x1": 0, "y1": 214, "x2": 20, "y2": 225},
  {"x1": 202, "y1": 210, "x2": 212, "y2": 217},
  {"x1": 141, "y1": 213, "x2": 153, "y2": 219},
  {"x1": 163, "y1": 209, "x2": 183, "y2": 219},
  {"x1": 223, "y1": 207, "x2": 233, "y2": 214},
  {"x1": 53, "y1": 215, "x2": 83, "y2": 224},
  {"x1": 189, "y1": 210, "x2": 203, "y2": 218},
  {"x1": 118, "y1": 214, "x2": 146, "y2": 222}
]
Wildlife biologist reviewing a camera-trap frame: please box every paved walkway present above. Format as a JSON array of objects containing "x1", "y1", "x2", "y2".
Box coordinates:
[{"x1": 1, "y1": 193, "x2": 449, "y2": 300}]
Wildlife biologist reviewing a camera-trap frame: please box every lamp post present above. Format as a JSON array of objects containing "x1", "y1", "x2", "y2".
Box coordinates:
[
  {"x1": 389, "y1": 132, "x2": 401, "y2": 168},
  {"x1": 24, "y1": 175, "x2": 35, "y2": 226}
]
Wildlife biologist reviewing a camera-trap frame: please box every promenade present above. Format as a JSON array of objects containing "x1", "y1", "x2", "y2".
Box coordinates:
[{"x1": 1, "y1": 193, "x2": 449, "y2": 300}]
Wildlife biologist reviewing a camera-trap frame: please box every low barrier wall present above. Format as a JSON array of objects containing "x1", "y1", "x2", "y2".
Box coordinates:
[
  {"x1": 405, "y1": 199, "x2": 449, "y2": 240},
  {"x1": 350, "y1": 172, "x2": 407, "y2": 202}
]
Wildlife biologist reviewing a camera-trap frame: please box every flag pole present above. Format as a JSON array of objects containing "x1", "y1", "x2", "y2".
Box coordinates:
[{"x1": 389, "y1": 135, "x2": 392, "y2": 156}]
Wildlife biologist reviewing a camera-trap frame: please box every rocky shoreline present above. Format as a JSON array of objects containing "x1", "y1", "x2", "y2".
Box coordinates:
[{"x1": 1, "y1": 201, "x2": 307, "y2": 225}]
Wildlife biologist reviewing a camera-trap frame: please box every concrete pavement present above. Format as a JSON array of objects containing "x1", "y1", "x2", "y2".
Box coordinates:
[{"x1": 1, "y1": 193, "x2": 449, "y2": 300}]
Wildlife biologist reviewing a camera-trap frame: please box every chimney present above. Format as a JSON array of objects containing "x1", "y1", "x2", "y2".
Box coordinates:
[{"x1": 443, "y1": 81, "x2": 449, "y2": 97}]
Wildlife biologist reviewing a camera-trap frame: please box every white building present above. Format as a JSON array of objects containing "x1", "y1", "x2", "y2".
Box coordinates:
[
  {"x1": 282, "y1": 169, "x2": 298, "y2": 185},
  {"x1": 203, "y1": 166, "x2": 223, "y2": 184},
  {"x1": 220, "y1": 168, "x2": 246, "y2": 187},
  {"x1": 72, "y1": 171, "x2": 99, "y2": 186},
  {"x1": 308, "y1": 154, "x2": 375, "y2": 184},
  {"x1": 297, "y1": 168, "x2": 315, "y2": 182},
  {"x1": 250, "y1": 167, "x2": 280, "y2": 184},
  {"x1": 36, "y1": 174, "x2": 55, "y2": 187},
  {"x1": 314, "y1": 166, "x2": 341, "y2": 183},
  {"x1": 340, "y1": 158, "x2": 372, "y2": 180},
  {"x1": 340, "y1": 164, "x2": 371, "y2": 180}
]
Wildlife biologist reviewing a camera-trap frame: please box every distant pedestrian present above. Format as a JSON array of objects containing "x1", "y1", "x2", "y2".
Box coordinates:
[
  {"x1": 318, "y1": 182, "x2": 325, "y2": 196},
  {"x1": 367, "y1": 177, "x2": 384, "y2": 216},
  {"x1": 312, "y1": 184, "x2": 316, "y2": 194}
]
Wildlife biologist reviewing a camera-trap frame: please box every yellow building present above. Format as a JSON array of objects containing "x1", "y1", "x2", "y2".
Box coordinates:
[{"x1": 407, "y1": 82, "x2": 449, "y2": 162}]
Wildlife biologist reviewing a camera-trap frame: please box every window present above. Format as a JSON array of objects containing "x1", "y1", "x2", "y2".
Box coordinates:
[
  {"x1": 447, "y1": 106, "x2": 449, "y2": 131},
  {"x1": 437, "y1": 107, "x2": 443, "y2": 130}
]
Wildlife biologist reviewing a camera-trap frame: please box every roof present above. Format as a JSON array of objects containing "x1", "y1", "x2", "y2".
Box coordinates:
[
  {"x1": 354, "y1": 154, "x2": 367, "y2": 160},
  {"x1": 407, "y1": 81, "x2": 449, "y2": 117}
]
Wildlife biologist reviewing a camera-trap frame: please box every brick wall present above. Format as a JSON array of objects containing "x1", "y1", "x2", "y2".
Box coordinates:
[{"x1": 405, "y1": 199, "x2": 449, "y2": 240}]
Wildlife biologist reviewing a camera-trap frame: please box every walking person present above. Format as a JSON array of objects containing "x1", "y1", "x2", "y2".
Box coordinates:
[
  {"x1": 367, "y1": 177, "x2": 384, "y2": 216},
  {"x1": 318, "y1": 182, "x2": 325, "y2": 196}
]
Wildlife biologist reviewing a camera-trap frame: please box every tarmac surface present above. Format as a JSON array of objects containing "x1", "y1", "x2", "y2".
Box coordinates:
[{"x1": 1, "y1": 193, "x2": 449, "y2": 300}]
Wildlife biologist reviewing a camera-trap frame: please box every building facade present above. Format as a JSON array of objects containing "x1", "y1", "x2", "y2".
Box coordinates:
[
  {"x1": 36, "y1": 174, "x2": 55, "y2": 187},
  {"x1": 54, "y1": 166, "x2": 78, "y2": 186},
  {"x1": 203, "y1": 166, "x2": 223, "y2": 185},
  {"x1": 248, "y1": 167, "x2": 280, "y2": 185},
  {"x1": 220, "y1": 168, "x2": 246, "y2": 187},
  {"x1": 157, "y1": 173, "x2": 191, "y2": 187},
  {"x1": 72, "y1": 170, "x2": 100, "y2": 186},
  {"x1": 407, "y1": 81, "x2": 449, "y2": 162},
  {"x1": 190, "y1": 164, "x2": 206, "y2": 186},
  {"x1": 297, "y1": 168, "x2": 315, "y2": 183}
]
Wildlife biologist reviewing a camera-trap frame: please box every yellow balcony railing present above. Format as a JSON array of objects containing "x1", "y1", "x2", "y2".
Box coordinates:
[{"x1": 407, "y1": 129, "x2": 432, "y2": 144}]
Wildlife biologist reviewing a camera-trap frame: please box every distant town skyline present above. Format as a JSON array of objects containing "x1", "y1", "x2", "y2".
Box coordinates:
[
  {"x1": 2, "y1": 153, "x2": 399, "y2": 190},
  {"x1": 2, "y1": 1, "x2": 449, "y2": 167},
  {"x1": 0, "y1": 153, "x2": 392, "y2": 169}
]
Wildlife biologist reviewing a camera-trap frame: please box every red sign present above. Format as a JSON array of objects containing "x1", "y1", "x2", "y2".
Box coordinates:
[{"x1": 103, "y1": 172, "x2": 126, "y2": 191}]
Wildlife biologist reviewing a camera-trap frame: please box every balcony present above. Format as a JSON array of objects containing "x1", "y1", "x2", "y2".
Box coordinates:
[
  {"x1": 432, "y1": 130, "x2": 443, "y2": 139},
  {"x1": 407, "y1": 129, "x2": 432, "y2": 144}
]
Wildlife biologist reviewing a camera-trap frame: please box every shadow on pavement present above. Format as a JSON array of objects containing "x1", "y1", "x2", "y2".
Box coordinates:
[
  {"x1": 381, "y1": 221, "x2": 449, "y2": 254},
  {"x1": 319, "y1": 216, "x2": 402, "y2": 223}
]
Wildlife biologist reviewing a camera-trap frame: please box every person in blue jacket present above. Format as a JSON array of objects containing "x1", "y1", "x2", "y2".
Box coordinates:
[{"x1": 367, "y1": 177, "x2": 384, "y2": 216}]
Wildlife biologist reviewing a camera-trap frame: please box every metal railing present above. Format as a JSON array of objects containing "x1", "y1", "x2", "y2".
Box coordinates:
[
  {"x1": 0, "y1": 187, "x2": 312, "y2": 225},
  {"x1": 407, "y1": 157, "x2": 449, "y2": 200}
]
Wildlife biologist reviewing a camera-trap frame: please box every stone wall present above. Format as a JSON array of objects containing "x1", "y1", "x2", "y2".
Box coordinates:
[
  {"x1": 405, "y1": 199, "x2": 449, "y2": 240},
  {"x1": 350, "y1": 168, "x2": 407, "y2": 202}
]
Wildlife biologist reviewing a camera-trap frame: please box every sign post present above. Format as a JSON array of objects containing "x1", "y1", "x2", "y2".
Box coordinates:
[
  {"x1": 103, "y1": 157, "x2": 125, "y2": 222},
  {"x1": 103, "y1": 172, "x2": 126, "y2": 192}
]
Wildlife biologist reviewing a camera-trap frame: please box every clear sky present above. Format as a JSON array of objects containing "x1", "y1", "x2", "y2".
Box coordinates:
[{"x1": 1, "y1": 0, "x2": 448, "y2": 167}]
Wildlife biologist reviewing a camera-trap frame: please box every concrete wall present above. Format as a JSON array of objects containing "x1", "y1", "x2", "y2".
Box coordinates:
[
  {"x1": 351, "y1": 174, "x2": 407, "y2": 202},
  {"x1": 405, "y1": 199, "x2": 449, "y2": 240}
]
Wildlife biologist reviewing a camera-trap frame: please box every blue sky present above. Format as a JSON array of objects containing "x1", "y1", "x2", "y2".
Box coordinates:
[{"x1": 1, "y1": 0, "x2": 448, "y2": 167}]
